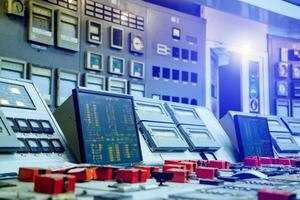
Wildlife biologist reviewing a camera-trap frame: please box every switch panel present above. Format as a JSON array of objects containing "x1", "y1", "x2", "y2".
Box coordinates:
[
  {"x1": 56, "y1": 9, "x2": 80, "y2": 51},
  {"x1": 28, "y1": 0, "x2": 54, "y2": 46},
  {"x1": 87, "y1": 19, "x2": 102, "y2": 45}
]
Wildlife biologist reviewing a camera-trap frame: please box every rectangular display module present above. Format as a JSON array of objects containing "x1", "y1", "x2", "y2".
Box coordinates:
[
  {"x1": 0, "y1": 82, "x2": 35, "y2": 109},
  {"x1": 234, "y1": 115, "x2": 274, "y2": 159},
  {"x1": 74, "y1": 89, "x2": 142, "y2": 165}
]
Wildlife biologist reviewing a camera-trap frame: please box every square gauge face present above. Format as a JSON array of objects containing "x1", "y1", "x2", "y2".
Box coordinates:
[
  {"x1": 86, "y1": 52, "x2": 103, "y2": 71},
  {"x1": 109, "y1": 56, "x2": 124, "y2": 75},
  {"x1": 276, "y1": 81, "x2": 289, "y2": 97},
  {"x1": 292, "y1": 65, "x2": 300, "y2": 79},
  {"x1": 277, "y1": 62, "x2": 289, "y2": 78},
  {"x1": 130, "y1": 60, "x2": 144, "y2": 79}
]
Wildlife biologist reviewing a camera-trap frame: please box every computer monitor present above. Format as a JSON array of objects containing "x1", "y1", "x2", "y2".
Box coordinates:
[
  {"x1": 73, "y1": 88, "x2": 142, "y2": 165},
  {"x1": 234, "y1": 115, "x2": 274, "y2": 159}
]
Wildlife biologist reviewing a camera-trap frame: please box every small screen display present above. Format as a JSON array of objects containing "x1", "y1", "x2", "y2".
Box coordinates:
[
  {"x1": 76, "y1": 90, "x2": 142, "y2": 165},
  {"x1": 61, "y1": 22, "x2": 77, "y2": 38},
  {"x1": 90, "y1": 54, "x2": 102, "y2": 70},
  {"x1": 151, "y1": 129, "x2": 178, "y2": 139},
  {"x1": 112, "y1": 28, "x2": 123, "y2": 48},
  {"x1": 189, "y1": 132, "x2": 210, "y2": 139},
  {"x1": 111, "y1": 57, "x2": 123, "y2": 74},
  {"x1": 133, "y1": 62, "x2": 144, "y2": 77},
  {"x1": 137, "y1": 103, "x2": 163, "y2": 114},
  {"x1": 234, "y1": 115, "x2": 274, "y2": 160},
  {"x1": 0, "y1": 82, "x2": 35, "y2": 109},
  {"x1": 174, "y1": 108, "x2": 197, "y2": 118}
]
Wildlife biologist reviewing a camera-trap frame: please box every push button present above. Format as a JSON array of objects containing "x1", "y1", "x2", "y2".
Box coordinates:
[
  {"x1": 40, "y1": 120, "x2": 54, "y2": 134},
  {"x1": 15, "y1": 119, "x2": 31, "y2": 133},
  {"x1": 50, "y1": 139, "x2": 65, "y2": 153}
]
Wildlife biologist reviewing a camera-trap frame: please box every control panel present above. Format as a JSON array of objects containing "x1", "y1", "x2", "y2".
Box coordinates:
[
  {"x1": 134, "y1": 97, "x2": 189, "y2": 152},
  {"x1": 0, "y1": 78, "x2": 72, "y2": 173},
  {"x1": 265, "y1": 115, "x2": 300, "y2": 157},
  {"x1": 268, "y1": 36, "x2": 300, "y2": 117},
  {"x1": 0, "y1": 109, "x2": 20, "y2": 152},
  {"x1": 282, "y1": 117, "x2": 300, "y2": 154},
  {"x1": 220, "y1": 111, "x2": 300, "y2": 160},
  {"x1": 165, "y1": 102, "x2": 220, "y2": 152},
  {"x1": 0, "y1": 0, "x2": 205, "y2": 110},
  {"x1": 282, "y1": 117, "x2": 300, "y2": 136}
]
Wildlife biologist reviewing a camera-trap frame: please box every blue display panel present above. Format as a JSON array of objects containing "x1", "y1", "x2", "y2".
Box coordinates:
[
  {"x1": 162, "y1": 68, "x2": 170, "y2": 79},
  {"x1": 181, "y1": 49, "x2": 189, "y2": 60},
  {"x1": 181, "y1": 97, "x2": 189, "y2": 104},
  {"x1": 182, "y1": 71, "x2": 189, "y2": 82},
  {"x1": 74, "y1": 89, "x2": 142, "y2": 165},
  {"x1": 234, "y1": 115, "x2": 274, "y2": 160},
  {"x1": 152, "y1": 66, "x2": 160, "y2": 78},
  {"x1": 172, "y1": 96, "x2": 180, "y2": 102},
  {"x1": 172, "y1": 69, "x2": 180, "y2": 81},
  {"x1": 191, "y1": 73, "x2": 198, "y2": 84},
  {"x1": 191, "y1": 99, "x2": 198, "y2": 105},
  {"x1": 162, "y1": 95, "x2": 170, "y2": 101},
  {"x1": 172, "y1": 47, "x2": 180, "y2": 59},
  {"x1": 191, "y1": 51, "x2": 198, "y2": 62}
]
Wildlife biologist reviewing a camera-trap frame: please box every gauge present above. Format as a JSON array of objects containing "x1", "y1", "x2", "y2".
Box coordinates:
[
  {"x1": 5, "y1": 0, "x2": 25, "y2": 17},
  {"x1": 130, "y1": 33, "x2": 144, "y2": 55},
  {"x1": 133, "y1": 36, "x2": 144, "y2": 51},
  {"x1": 277, "y1": 62, "x2": 288, "y2": 78}
]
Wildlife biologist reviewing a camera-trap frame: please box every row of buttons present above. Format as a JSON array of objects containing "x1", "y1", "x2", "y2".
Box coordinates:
[
  {"x1": 172, "y1": 47, "x2": 198, "y2": 62},
  {"x1": 85, "y1": 0, "x2": 144, "y2": 31},
  {"x1": 18, "y1": 138, "x2": 64, "y2": 154},
  {"x1": 153, "y1": 94, "x2": 198, "y2": 105},
  {"x1": 7, "y1": 118, "x2": 54, "y2": 134},
  {"x1": 45, "y1": 0, "x2": 78, "y2": 11},
  {"x1": 152, "y1": 66, "x2": 198, "y2": 84}
]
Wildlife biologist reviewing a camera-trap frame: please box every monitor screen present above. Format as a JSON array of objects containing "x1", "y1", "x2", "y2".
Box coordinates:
[
  {"x1": 74, "y1": 89, "x2": 142, "y2": 165},
  {"x1": 234, "y1": 115, "x2": 274, "y2": 159},
  {"x1": 0, "y1": 82, "x2": 35, "y2": 109}
]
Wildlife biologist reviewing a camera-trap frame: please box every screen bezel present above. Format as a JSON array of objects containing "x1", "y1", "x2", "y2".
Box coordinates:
[
  {"x1": 72, "y1": 88, "x2": 143, "y2": 166},
  {"x1": 234, "y1": 115, "x2": 274, "y2": 160}
]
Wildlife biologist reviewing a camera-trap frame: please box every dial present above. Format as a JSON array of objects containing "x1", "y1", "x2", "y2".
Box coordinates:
[
  {"x1": 13, "y1": 0, "x2": 24, "y2": 13},
  {"x1": 6, "y1": 0, "x2": 25, "y2": 16},
  {"x1": 132, "y1": 36, "x2": 144, "y2": 51},
  {"x1": 130, "y1": 33, "x2": 145, "y2": 55}
]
